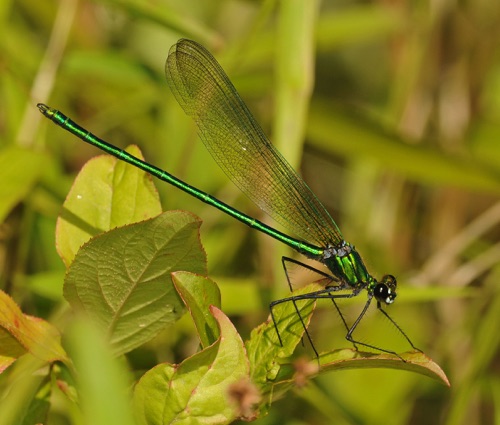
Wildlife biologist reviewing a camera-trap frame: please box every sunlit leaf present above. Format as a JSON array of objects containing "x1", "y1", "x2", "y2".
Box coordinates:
[
  {"x1": 56, "y1": 145, "x2": 162, "y2": 267},
  {"x1": 318, "y1": 349, "x2": 450, "y2": 386},
  {"x1": 133, "y1": 306, "x2": 252, "y2": 425}
]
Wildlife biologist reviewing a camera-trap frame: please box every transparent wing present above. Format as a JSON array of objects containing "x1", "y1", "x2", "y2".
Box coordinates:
[{"x1": 165, "y1": 39, "x2": 343, "y2": 247}]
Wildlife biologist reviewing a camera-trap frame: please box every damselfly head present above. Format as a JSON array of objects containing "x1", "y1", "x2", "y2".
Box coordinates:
[{"x1": 374, "y1": 274, "x2": 397, "y2": 305}]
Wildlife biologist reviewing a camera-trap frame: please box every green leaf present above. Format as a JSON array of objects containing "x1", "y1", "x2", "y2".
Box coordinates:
[
  {"x1": 262, "y1": 350, "x2": 449, "y2": 391},
  {"x1": 56, "y1": 145, "x2": 162, "y2": 267},
  {"x1": 172, "y1": 271, "x2": 221, "y2": 348},
  {"x1": 318, "y1": 349, "x2": 450, "y2": 386},
  {"x1": 0, "y1": 146, "x2": 48, "y2": 223},
  {"x1": 64, "y1": 211, "x2": 207, "y2": 356},
  {"x1": 261, "y1": 337, "x2": 449, "y2": 391},
  {"x1": 133, "y1": 306, "x2": 252, "y2": 425}
]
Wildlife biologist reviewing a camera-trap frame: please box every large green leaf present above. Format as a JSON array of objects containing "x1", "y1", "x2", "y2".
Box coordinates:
[
  {"x1": 64, "y1": 211, "x2": 207, "y2": 356},
  {"x1": 133, "y1": 306, "x2": 251, "y2": 425},
  {"x1": 56, "y1": 145, "x2": 162, "y2": 267}
]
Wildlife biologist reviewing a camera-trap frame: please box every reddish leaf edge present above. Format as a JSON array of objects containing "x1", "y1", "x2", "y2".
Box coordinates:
[{"x1": 316, "y1": 348, "x2": 450, "y2": 386}]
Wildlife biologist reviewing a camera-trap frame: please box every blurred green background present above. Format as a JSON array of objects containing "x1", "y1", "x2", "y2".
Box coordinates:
[{"x1": 2, "y1": 0, "x2": 500, "y2": 424}]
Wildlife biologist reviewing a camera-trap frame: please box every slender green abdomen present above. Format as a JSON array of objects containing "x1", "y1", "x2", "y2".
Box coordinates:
[{"x1": 37, "y1": 104, "x2": 325, "y2": 259}]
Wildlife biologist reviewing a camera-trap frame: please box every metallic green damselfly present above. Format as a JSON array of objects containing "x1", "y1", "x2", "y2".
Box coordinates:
[{"x1": 38, "y1": 39, "x2": 419, "y2": 358}]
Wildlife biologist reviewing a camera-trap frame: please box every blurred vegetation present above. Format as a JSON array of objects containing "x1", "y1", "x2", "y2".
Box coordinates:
[{"x1": 1, "y1": 0, "x2": 500, "y2": 424}]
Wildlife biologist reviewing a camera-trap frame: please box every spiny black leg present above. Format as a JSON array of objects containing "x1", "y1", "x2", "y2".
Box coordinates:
[
  {"x1": 376, "y1": 302, "x2": 422, "y2": 352},
  {"x1": 270, "y1": 286, "x2": 356, "y2": 358},
  {"x1": 280, "y1": 257, "x2": 335, "y2": 354},
  {"x1": 281, "y1": 258, "x2": 356, "y2": 349},
  {"x1": 281, "y1": 257, "x2": 296, "y2": 292},
  {"x1": 270, "y1": 293, "x2": 319, "y2": 358},
  {"x1": 329, "y1": 297, "x2": 359, "y2": 351},
  {"x1": 345, "y1": 295, "x2": 405, "y2": 360}
]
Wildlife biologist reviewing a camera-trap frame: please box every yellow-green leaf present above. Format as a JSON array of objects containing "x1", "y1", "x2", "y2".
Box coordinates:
[
  {"x1": 0, "y1": 290, "x2": 67, "y2": 372},
  {"x1": 133, "y1": 306, "x2": 252, "y2": 425},
  {"x1": 56, "y1": 145, "x2": 162, "y2": 267}
]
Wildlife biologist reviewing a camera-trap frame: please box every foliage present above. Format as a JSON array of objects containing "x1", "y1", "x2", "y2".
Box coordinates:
[{"x1": 0, "y1": 148, "x2": 446, "y2": 424}]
